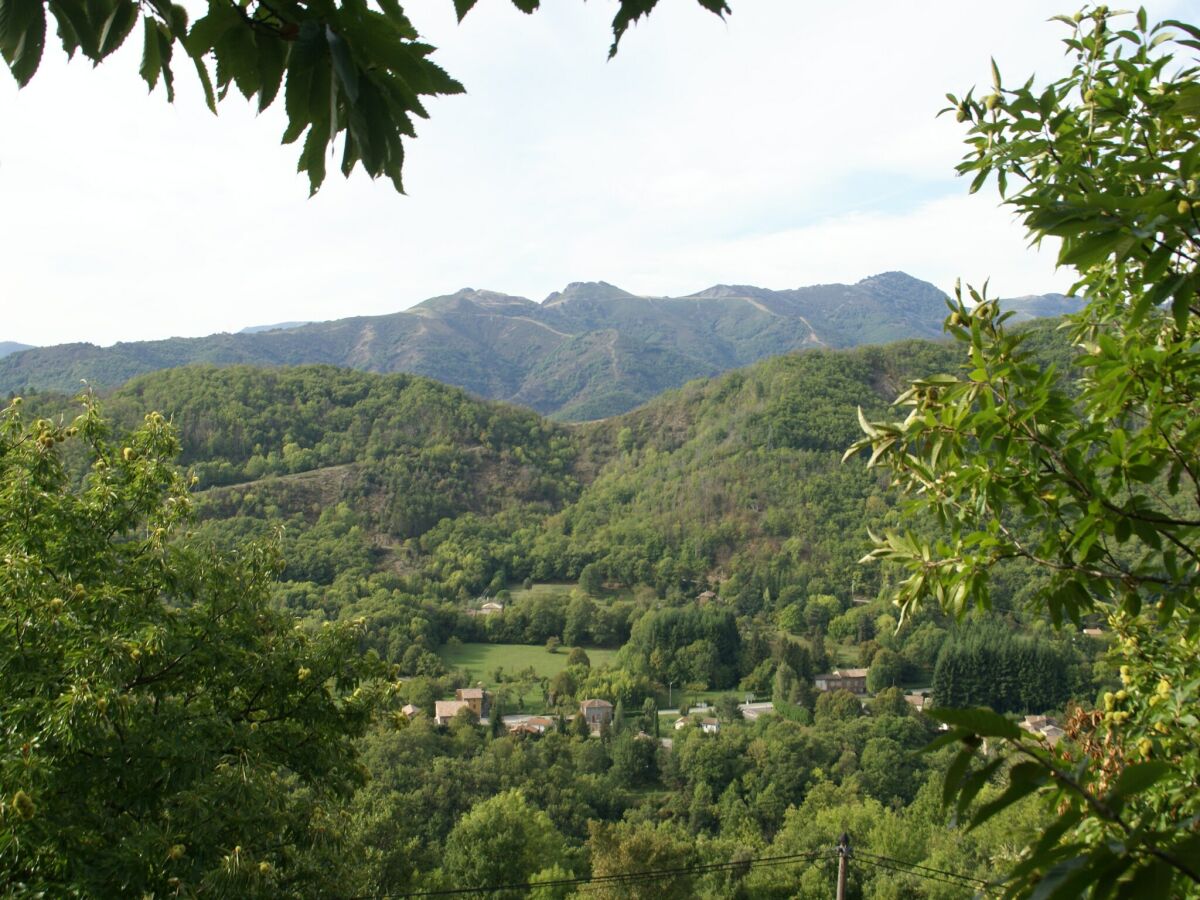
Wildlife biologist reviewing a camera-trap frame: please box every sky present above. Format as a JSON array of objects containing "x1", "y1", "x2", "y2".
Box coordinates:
[{"x1": 0, "y1": 1, "x2": 1189, "y2": 347}]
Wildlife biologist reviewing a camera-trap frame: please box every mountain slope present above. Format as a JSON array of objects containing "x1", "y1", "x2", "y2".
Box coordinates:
[
  {"x1": 0, "y1": 273, "x2": 1066, "y2": 419},
  {"x1": 1000, "y1": 292, "x2": 1083, "y2": 321}
]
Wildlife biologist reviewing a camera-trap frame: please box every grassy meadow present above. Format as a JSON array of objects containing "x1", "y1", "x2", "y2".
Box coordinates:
[{"x1": 437, "y1": 642, "x2": 620, "y2": 685}]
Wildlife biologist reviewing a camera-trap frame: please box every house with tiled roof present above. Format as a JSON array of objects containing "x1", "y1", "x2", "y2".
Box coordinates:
[
  {"x1": 434, "y1": 700, "x2": 473, "y2": 726},
  {"x1": 456, "y1": 686, "x2": 491, "y2": 720}
]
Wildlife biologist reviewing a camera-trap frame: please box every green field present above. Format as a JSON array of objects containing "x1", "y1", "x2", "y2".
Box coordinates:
[
  {"x1": 503, "y1": 582, "x2": 642, "y2": 604},
  {"x1": 502, "y1": 582, "x2": 575, "y2": 602},
  {"x1": 437, "y1": 642, "x2": 620, "y2": 684}
]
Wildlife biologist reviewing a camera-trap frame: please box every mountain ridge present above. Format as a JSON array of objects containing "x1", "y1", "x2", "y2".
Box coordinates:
[{"x1": 0, "y1": 273, "x2": 1074, "y2": 419}]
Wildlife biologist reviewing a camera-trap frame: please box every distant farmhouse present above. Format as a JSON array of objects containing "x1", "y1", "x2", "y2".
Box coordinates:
[
  {"x1": 434, "y1": 687, "x2": 492, "y2": 725},
  {"x1": 579, "y1": 698, "x2": 614, "y2": 733},
  {"x1": 814, "y1": 668, "x2": 869, "y2": 695},
  {"x1": 434, "y1": 700, "x2": 473, "y2": 726},
  {"x1": 467, "y1": 598, "x2": 505, "y2": 617},
  {"x1": 508, "y1": 715, "x2": 556, "y2": 736},
  {"x1": 456, "y1": 687, "x2": 490, "y2": 719},
  {"x1": 1021, "y1": 714, "x2": 1065, "y2": 746}
]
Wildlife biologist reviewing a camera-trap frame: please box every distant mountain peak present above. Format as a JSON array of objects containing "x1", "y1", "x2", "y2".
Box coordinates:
[
  {"x1": 684, "y1": 284, "x2": 772, "y2": 300},
  {"x1": 240, "y1": 321, "x2": 312, "y2": 335},
  {"x1": 855, "y1": 271, "x2": 930, "y2": 289},
  {"x1": 415, "y1": 288, "x2": 537, "y2": 313},
  {"x1": 542, "y1": 281, "x2": 634, "y2": 305},
  {"x1": 0, "y1": 341, "x2": 35, "y2": 359}
]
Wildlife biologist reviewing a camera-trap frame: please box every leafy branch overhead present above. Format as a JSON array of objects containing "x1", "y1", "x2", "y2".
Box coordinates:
[
  {"x1": 0, "y1": 0, "x2": 729, "y2": 194},
  {"x1": 850, "y1": 6, "x2": 1200, "y2": 895}
]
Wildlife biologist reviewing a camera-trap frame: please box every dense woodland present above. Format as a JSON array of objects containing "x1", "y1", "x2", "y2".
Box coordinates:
[{"x1": 7, "y1": 321, "x2": 1111, "y2": 896}]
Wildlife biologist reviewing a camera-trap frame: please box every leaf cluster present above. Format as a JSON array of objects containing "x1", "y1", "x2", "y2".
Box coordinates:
[{"x1": 0, "y1": 0, "x2": 729, "y2": 192}]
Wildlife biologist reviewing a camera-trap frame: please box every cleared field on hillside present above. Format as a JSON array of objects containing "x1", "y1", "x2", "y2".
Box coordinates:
[
  {"x1": 503, "y1": 582, "x2": 641, "y2": 603},
  {"x1": 503, "y1": 582, "x2": 575, "y2": 602},
  {"x1": 437, "y1": 642, "x2": 620, "y2": 683}
]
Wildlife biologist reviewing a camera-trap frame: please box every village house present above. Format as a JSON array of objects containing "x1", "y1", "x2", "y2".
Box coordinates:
[
  {"x1": 904, "y1": 694, "x2": 928, "y2": 712},
  {"x1": 508, "y1": 715, "x2": 556, "y2": 736},
  {"x1": 467, "y1": 599, "x2": 505, "y2": 617},
  {"x1": 1021, "y1": 714, "x2": 1065, "y2": 746},
  {"x1": 433, "y1": 700, "x2": 473, "y2": 726},
  {"x1": 814, "y1": 668, "x2": 869, "y2": 695},
  {"x1": 674, "y1": 717, "x2": 690, "y2": 731},
  {"x1": 701, "y1": 717, "x2": 721, "y2": 735},
  {"x1": 456, "y1": 686, "x2": 491, "y2": 720},
  {"x1": 579, "y1": 698, "x2": 614, "y2": 733},
  {"x1": 432, "y1": 686, "x2": 493, "y2": 726},
  {"x1": 400, "y1": 703, "x2": 422, "y2": 719}
]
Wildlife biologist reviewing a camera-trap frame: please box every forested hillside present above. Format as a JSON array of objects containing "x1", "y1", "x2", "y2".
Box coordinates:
[
  {"x1": 29, "y1": 339, "x2": 953, "y2": 607},
  {"x1": 21, "y1": 322, "x2": 1082, "y2": 679}
]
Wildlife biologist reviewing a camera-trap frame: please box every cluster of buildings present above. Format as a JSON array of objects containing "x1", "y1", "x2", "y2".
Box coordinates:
[
  {"x1": 813, "y1": 668, "x2": 869, "y2": 694},
  {"x1": 412, "y1": 666, "x2": 1059, "y2": 743},
  {"x1": 412, "y1": 689, "x2": 785, "y2": 741},
  {"x1": 415, "y1": 688, "x2": 620, "y2": 734},
  {"x1": 431, "y1": 687, "x2": 492, "y2": 725}
]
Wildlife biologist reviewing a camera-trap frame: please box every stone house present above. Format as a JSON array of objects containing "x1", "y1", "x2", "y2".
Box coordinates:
[
  {"x1": 456, "y1": 686, "x2": 491, "y2": 720},
  {"x1": 434, "y1": 700, "x2": 473, "y2": 725},
  {"x1": 579, "y1": 698, "x2": 614, "y2": 733}
]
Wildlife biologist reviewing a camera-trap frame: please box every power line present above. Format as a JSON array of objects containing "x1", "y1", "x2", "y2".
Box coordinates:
[
  {"x1": 376, "y1": 849, "x2": 834, "y2": 898},
  {"x1": 855, "y1": 849, "x2": 998, "y2": 891},
  {"x1": 571, "y1": 851, "x2": 839, "y2": 892},
  {"x1": 854, "y1": 854, "x2": 996, "y2": 895},
  {"x1": 359, "y1": 836, "x2": 999, "y2": 898}
]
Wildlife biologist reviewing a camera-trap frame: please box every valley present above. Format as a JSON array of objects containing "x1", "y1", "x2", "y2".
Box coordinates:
[
  {"x1": 8, "y1": 320, "x2": 1101, "y2": 895},
  {"x1": 5, "y1": 2, "x2": 1196, "y2": 895}
]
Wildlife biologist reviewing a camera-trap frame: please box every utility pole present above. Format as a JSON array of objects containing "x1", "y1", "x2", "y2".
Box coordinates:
[{"x1": 836, "y1": 832, "x2": 851, "y2": 900}]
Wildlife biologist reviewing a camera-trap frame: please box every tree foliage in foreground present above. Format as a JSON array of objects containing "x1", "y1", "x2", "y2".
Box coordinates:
[
  {"x1": 0, "y1": 397, "x2": 387, "y2": 896},
  {"x1": 0, "y1": 0, "x2": 728, "y2": 193},
  {"x1": 852, "y1": 7, "x2": 1200, "y2": 896}
]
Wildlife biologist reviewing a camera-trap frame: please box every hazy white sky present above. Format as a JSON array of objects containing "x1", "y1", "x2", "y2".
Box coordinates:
[{"x1": 0, "y1": 1, "x2": 1187, "y2": 346}]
